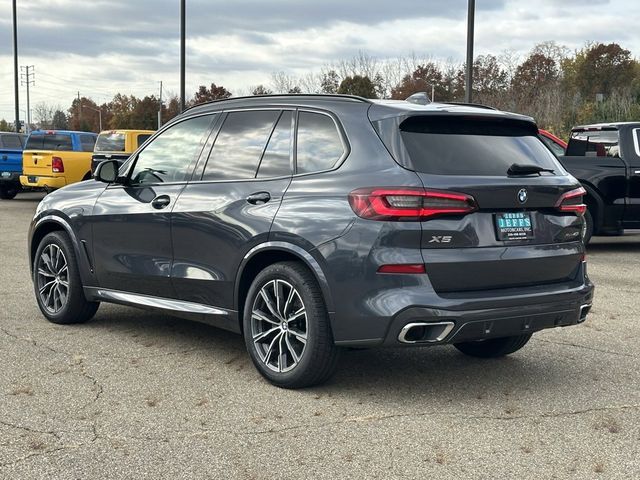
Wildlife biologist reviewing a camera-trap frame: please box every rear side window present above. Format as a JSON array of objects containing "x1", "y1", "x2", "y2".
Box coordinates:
[
  {"x1": 296, "y1": 112, "x2": 344, "y2": 174},
  {"x1": 136, "y1": 134, "x2": 152, "y2": 149},
  {"x1": 399, "y1": 116, "x2": 559, "y2": 176},
  {"x1": 25, "y1": 134, "x2": 73, "y2": 151},
  {"x1": 80, "y1": 134, "x2": 96, "y2": 152},
  {"x1": 567, "y1": 130, "x2": 620, "y2": 158},
  {"x1": 0, "y1": 134, "x2": 23, "y2": 149},
  {"x1": 202, "y1": 110, "x2": 280, "y2": 181},
  {"x1": 257, "y1": 111, "x2": 292, "y2": 178},
  {"x1": 95, "y1": 132, "x2": 125, "y2": 152}
]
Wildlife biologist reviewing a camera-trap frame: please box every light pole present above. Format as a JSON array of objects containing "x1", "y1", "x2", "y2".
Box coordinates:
[
  {"x1": 180, "y1": 0, "x2": 186, "y2": 112},
  {"x1": 465, "y1": 0, "x2": 475, "y2": 103},
  {"x1": 82, "y1": 104, "x2": 102, "y2": 132},
  {"x1": 12, "y1": 0, "x2": 20, "y2": 132}
]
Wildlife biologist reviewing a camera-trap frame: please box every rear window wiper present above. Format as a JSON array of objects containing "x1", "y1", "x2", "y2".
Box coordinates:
[{"x1": 507, "y1": 163, "x2": 555, "y2": 176}]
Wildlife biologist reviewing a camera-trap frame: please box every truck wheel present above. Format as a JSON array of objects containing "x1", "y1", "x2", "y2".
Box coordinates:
[
  {"x1": 243, "y1": 261, "x2": 340, "y2": 389},
  {"x1": 33, "y1": 232, "x2": 99, "y2": 324},
  {"x1": 454, "y1": 334, "x2": 532, "y2": 358},
  {"x1": 0, "y1": 185, "x2": 19, "y2": 199},
  {"x1": 582, "y1": 209, "x2": 593, "y2": 245}
]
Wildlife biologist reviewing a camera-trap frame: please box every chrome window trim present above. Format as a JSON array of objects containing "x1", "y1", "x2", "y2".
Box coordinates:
[{"x1": 633, "y1": 128, "x2": 640, "y2": 158}]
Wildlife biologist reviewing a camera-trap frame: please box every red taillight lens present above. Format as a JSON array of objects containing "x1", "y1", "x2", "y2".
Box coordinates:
[
  {"x1": 52, "y1": 156, "x2": 64, "y2": 173},
  {"x1": 556, "y1": 187, "x2": 586, "y2": 215},
  {"x1": 377, "y1": 264, "x2": 426, "y2": 274},
  {"x1": 348, "y1": 188, "x2": 477, "y2": 221}
]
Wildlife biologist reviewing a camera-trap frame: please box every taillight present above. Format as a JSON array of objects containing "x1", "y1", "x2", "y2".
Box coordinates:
[
  {"x1": 556, "y1": 187, "x2": 586, "y2": 215},
  {"x1": 52, "y1": 156, "x2": 64, "y2": 173},
  {"x1": 348, "y1": 187, "x2": 476, "y2": 221}
]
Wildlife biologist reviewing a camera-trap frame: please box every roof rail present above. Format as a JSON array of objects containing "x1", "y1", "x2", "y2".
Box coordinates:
[
  {"x1": 444, "y1": 102, "x2": 497, "y2": 110},
  {"x1": 183, "y1": 93, "x2": 374, "y2": 113}
]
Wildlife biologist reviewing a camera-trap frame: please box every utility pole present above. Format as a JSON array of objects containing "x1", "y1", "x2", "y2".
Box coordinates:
[
  {"x1": 20, "y1": 65, "x2": 34, "y2": 134},
  {"x1": 82, "y1": 103, "x2": 102, "y2": 132},
  {"x1": 464, "y1": 0, "x2": 475, "y2": 103},
  {"x1": 180, "y1": 0, "x2": 186, "y2": 111},
  {"x1": 158, "y1": 81, "x2": 163, "y2": 129},
  {"x1": 12, "y1": 0, "x2": 20, "y2": 132}
]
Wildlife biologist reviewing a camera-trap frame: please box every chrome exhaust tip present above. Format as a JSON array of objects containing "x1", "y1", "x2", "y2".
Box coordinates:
[
  {"x1": 578, "y1": 303, "x2": 592, "y2": 323},
  {"x1": 398, "y1": 321, "x2": 455, "y2": 344}
]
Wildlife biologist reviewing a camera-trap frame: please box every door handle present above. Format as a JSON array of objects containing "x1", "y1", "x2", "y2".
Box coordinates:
[
  {"x1": 246, "y1": 191, "x2": 271, "y2": 205},
  {"x1": 151, "y1": 195, "x2": 171, "y2": 209}
]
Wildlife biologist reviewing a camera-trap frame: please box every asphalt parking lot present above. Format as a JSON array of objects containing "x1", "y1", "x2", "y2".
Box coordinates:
[{"x1": 0, "y1": 192, "x2": 638, "y2": 479}]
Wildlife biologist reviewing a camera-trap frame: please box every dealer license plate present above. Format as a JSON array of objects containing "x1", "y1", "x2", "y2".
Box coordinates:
[{"x1": 495, "y1": 212, "x2": 534, "y2": 241}]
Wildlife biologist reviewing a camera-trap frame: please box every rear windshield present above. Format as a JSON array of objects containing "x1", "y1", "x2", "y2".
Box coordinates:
[
  {"x1": 566, "y1": 129, "x2": 620, "y2": 157},
  {"x1": 25, "y1": 134, "x2": 73, "y2": 151},
  {"x1": 95, "y1": 132, "x2": 126, "y2": 152},
  {"x1": 0, "y1": 134, "x2": 24, "y2": 149},
  {"x1": 399, "y1": 116, "x2": 559, "y2": 176}
]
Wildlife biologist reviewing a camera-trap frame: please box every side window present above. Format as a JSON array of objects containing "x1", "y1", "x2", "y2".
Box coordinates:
[
  {"x1": 136, "y1": 134, "x2": 152, "y2": 149},
  {"x1": 566, "y1": 130, "x2": 620, "y2": 158},
  {"x1": 296, "y1": 112, "x2": 344, "y2": 174},
  {"x1": 202, "y1": 110, "x2": 280, "y2": 181},
  {"x1": 257, "y1": 111, "x2": 292, "y2": 178},
  {"x1": 130, "y1": 115, "x2": 213, "y2": 185},
  {"x1": 80, "y1": 135, "x2": 96, "y2": 152}
]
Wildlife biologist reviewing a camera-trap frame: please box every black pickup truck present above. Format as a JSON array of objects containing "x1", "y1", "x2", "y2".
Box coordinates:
[{"x1": 559, "y1": 122, "x2": 640, "y2": 243}]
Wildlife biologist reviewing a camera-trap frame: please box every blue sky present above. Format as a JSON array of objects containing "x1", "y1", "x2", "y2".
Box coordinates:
[{"x1": 0, "y1": 0, "x2": 638, "y2": 120}]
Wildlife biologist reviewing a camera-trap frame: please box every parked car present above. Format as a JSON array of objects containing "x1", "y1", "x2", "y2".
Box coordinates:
[
  {"x1": 20, "y1": 130, "x2": 97, "y2": 192},
  {"x1": 91, "y1": 129, "x2": 154, "y2": 175},
  {"x1": 28, "y1": 95, "x2": 594, "y2": 388},
  {"x1": 538, "y1": 129, "x2": 567, "y2": 157},
  {"x1": 0, "y1": 132, "x2": 27, "y2": 199},
  {"x1": 558, "y1": 122, "x2": 640, "y2": 243}
]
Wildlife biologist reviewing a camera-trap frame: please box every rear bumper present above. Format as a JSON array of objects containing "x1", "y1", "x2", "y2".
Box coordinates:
[
  {"x1": 379, "y1": 284, "x2": 593, "y2": 346},
  {"x1": 0, "y1": 171, "x2": 21, "y2": 185},
  {"x1": 333, "y1": 267, "x2": 594, "y2": 347},
  {"x1": 20, "y1": 175, "x2": 66, "y2": 189}
]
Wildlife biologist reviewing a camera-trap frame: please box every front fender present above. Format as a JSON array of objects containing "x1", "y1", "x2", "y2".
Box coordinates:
[{"x1": 29, "y1": 213, "x2": 95, "y2": 287}]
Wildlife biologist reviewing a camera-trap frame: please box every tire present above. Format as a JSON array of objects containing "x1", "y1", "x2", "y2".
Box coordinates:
[
  {"x1": 33, "y1": 231, "x2": 99, "y2": 324},
  {"x1": 582, "y1": 208, "x2": 593, "y2": 245},
  {"x1": 0, "y1": 185, "x2": 19, "y2": 200},
  {"x1": 454, "y1": 333, "x2": 532, "y2": 358},
  {"x1": 243, "y1": 261, "x2": 340, "y2": 389}
]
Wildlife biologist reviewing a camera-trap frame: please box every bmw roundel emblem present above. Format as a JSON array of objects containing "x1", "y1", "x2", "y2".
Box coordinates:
[{"x1": 517, "y1": 188, "x2": 528, "y2": 204}]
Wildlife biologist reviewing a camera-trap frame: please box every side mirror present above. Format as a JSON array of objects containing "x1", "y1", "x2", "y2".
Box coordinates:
[{"x1": 95, "y1": 159, "x2": 120, "y2": 183}]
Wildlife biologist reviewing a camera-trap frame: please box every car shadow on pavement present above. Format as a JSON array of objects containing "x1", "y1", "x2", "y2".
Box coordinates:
[{"x1": 82, "y1": 304, "x2": 584, "y2": 403}]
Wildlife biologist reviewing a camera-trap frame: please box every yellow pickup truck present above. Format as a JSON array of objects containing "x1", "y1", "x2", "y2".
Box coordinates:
[
  {"x1": 91, "y1": 129, "x2": 154, "y2": 175},
  {"x1": 20, "y1": 130, "x2": 97, "y2": 191}
]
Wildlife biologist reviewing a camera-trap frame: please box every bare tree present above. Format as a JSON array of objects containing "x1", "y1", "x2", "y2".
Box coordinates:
[{"x1": 33, "y1": 102, "x2": 59, "y2": 129}]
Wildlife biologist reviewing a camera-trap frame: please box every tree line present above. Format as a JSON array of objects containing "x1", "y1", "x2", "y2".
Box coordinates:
[{"x1": 1, "y1": 41, "x2": 638, "y2": 139}]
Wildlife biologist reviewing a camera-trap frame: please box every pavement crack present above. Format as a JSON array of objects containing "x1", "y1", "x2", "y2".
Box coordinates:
[
  {"x1": 0, "y1": 445, "x2": 78, "y2": 469},
  {"x1": 536, "y1": 338, "x2": 638, "y2": 359},
  {"x1": 242, "y1": 404, "x2": 640, "y2": 435},
  {"x1": 0, "y1": 327, "x2": 65, "y2": 356},
  {"x1": 0, "y1": 419, "x2": 62, "y2": 440}
]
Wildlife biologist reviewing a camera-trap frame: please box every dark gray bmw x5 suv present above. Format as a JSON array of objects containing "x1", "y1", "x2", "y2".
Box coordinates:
[{"x1": 29, "y1": 94, "x2": 594, "y2": 388}]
